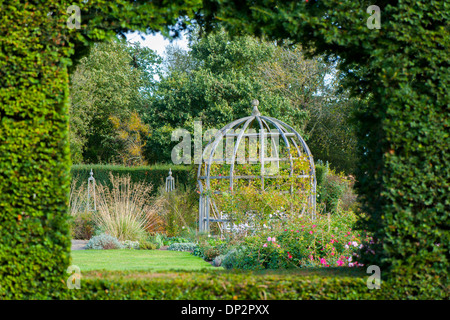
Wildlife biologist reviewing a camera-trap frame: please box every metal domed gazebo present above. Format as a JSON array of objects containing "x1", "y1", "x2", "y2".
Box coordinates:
[{"x1": 197, "y1": 99, "x2": 316, "y2": 234}]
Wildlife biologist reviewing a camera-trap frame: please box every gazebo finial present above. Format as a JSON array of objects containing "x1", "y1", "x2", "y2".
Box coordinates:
[{"x1": 251, "y1": 99, "x2": 261, "y2": 116}]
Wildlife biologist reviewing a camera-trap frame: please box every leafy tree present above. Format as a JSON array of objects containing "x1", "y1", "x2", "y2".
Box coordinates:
[
  {"x1": 256, "y1": 45, "x2": 360, "y2": 173},
  {"x1": 144, "y1": 30, "x2": 341, "y2": 163},
  {"x1": 69, "y1": 39, "x2": 160, "y2": 163},
  {"x1": 109, "y1": 111, "x2": 150, "y2": 166}
]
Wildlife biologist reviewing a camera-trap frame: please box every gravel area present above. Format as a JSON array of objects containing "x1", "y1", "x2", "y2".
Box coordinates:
[{"x1": 71, "y1": 240, "x2": 89, "y2": 250}]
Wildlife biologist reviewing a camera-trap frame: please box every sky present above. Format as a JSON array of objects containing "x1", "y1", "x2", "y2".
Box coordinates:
[{"x1": 125, "y1": 31, "x2": 189, "y2": 57}]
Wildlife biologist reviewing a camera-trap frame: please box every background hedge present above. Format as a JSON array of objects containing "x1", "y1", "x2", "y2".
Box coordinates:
[{"x1": 71, "y1": 164, "x2": 194, "y2": 196}]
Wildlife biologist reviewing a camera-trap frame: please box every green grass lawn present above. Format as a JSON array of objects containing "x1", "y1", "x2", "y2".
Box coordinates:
[{"x1": 71, "y1": 249, "x2": 222, "y2": 272}]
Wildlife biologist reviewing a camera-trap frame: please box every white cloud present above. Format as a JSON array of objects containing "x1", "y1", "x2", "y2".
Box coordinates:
[{"x1": 125, "y1": 31, "x2": 189, "y2": 57}]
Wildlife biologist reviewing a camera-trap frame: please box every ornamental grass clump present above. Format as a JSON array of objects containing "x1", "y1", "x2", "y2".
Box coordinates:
[{"x1": 94, "y1": 173, "x2": 163, "y2": 242}]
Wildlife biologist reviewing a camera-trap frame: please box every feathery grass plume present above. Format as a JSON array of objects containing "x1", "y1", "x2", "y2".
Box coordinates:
[{"x1": 94, "y1": 173, "x2": 163, "y2": 241}]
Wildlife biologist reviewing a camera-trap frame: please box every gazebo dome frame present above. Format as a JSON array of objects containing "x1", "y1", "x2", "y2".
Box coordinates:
[{"x1": 197, "y1": 100, "x2": 316, "y2": 233}]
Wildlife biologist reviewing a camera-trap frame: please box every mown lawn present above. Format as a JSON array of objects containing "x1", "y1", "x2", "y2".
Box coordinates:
[{"x1": 71, "y1": 249, "x2": 222, "y2": 272}]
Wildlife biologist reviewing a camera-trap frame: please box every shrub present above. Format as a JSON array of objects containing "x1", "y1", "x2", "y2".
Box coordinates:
[
  {"x1": 221, "y1": 247, "x2": 259, "y2": 270},
  {"x1": 144, "y1": 233, "x2": 165, "y2": 249},
  {"x1": 320, "y1": 175, "x2": 346, "y2": 214},
  {"x1": 153, "y1": 185, "x2": 199, "y2": 237},
  {"x1": 139, "y1": 240, "x2": 158, "y2": 250},
  {"x1": 212, "y1": 255, "x2": 225, "y2": 267},
  {"x1": 315, "y1": 163, "x2": 328, "y2": 187},
  {"x1": 94, "y1": 173, "x2": 164, "y2": 242},
  {"x1": 163, "y1": 236, "x2": 191, "y2": 246},
  {"x1": 69, "y1": 212, "x2": 96, "y2": 240},
  {"x1": 121, "y1": 240, "x2": 140, "y2": 250},
  {"x1": 85, "y1": 234, "x2": 123, "y2": 250},
  {"x1": 218, "y1": 210, "x2": 374, "y2": 270},
  {"x1": 317, "y1": 169, "x2": 358, "y2": 214},
  {"x1": 192, "y1": 237, "x2": 228, "y2": 261},
  {"x1": 167, "y1": 243, "x2": 197, "y2": 252}
]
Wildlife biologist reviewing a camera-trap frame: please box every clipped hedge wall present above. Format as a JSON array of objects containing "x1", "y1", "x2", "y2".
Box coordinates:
[
  {"x1": 57, "y1": 270, "x2": 447, "y2": 300},
  {"x1": 0, "y1": 2, "x2": 72, "y2": 298},
  {"x1": 0, "y1": 0, "x2": 202, "y2": 299},
  {"x1": 71, "y1": 164, "x2": 194, "y2": 195}
]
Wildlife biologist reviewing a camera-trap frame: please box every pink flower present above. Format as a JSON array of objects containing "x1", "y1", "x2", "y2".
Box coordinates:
[
  {"x1": 284, "y1": 229, "x2": 287, "y2": 231},
  {"x1": 287, "y1": 252, "x2": 292, "y2": 259},
  {"x1": 309, "y1": 231, "x2": 313, "y2": 234},
  {"x1": 263, "y1": 243, "x2": 267, "y2": 247},
  {"x1": 331, "y1": 252, "x2": 335, "y2": 256},
  {"x1": 277, "y1": 244, "x2": 280, "y2": 248},
  {"x1": 349, "y1": 263, "x2": 354, "y2": 267},
  {"x1": 312, "y1": 225, "x2": 316, "y2": 228},
  {"x1": 267, "y1": 237, "x2": 272, "y2": 242},
  {"x1": 309, "y1": 255, "x2": 314, "y2": 261},
  {"x1": 337, "y1": 260, "x2": 344, "y2": 266},
  {"x1": 272, "y1": 237, "x2": 276, "y2": 242},
  {"x1": 296, "y1": 230, "x2": 299, "y2": 233},
  {"x1": 320, "y1": 258, "x2": 327, "y2": 265}
]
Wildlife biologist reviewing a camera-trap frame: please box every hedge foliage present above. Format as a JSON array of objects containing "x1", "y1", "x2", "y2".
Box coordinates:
[
  {"x1": 199, "y1": 0, "x2": 449, "y2": 297},
  {"x1": 0, "y1": 0, "x2": 202, "y2": 299},
  {"x1": 54, "y1": 270, "x2": 448, "y2": 300},
  {"x1": 0, "y1": 1, "x2": 73, "y2": 298},
  {"x1": 71, "y1": 164, "x2": 193, "y2": 196}
]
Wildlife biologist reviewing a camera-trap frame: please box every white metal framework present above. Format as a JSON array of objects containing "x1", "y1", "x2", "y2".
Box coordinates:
[{"x1": 197, "y1": 100, "x2": 316, "y2": 233}]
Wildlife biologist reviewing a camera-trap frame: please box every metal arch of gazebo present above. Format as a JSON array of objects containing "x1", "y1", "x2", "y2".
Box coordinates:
[{"x1": 197, "y1": 99, "x2": 317, "y2": 234}]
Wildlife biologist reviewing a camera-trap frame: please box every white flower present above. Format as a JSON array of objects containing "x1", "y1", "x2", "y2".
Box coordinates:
[
  {"x1": 349, "y1": 263, "x2": 354, "y2": 267},
  {"x1": 345, "y1": 244, "x2": 349, "y2": 249},
  {"x1": 352, "y1": 241, "x2": 358, "y2": 247},
  {"x1": 348, "y1": 256, "x2": 352, "y2": 262}
]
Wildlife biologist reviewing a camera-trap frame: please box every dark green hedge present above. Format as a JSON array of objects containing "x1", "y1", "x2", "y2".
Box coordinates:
[
  {"x1": 39, "y1": 270, "x2": 449, "y2": 299},
  {"x1": 0, "y1": 3, "x2": 72, "y2": 298},
  {"x1": 0, "y1": 0, "x2": 202, "y2": 299},
  {"x1": 71, "y1": 164, "x2": 194, "y2": 195}
]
